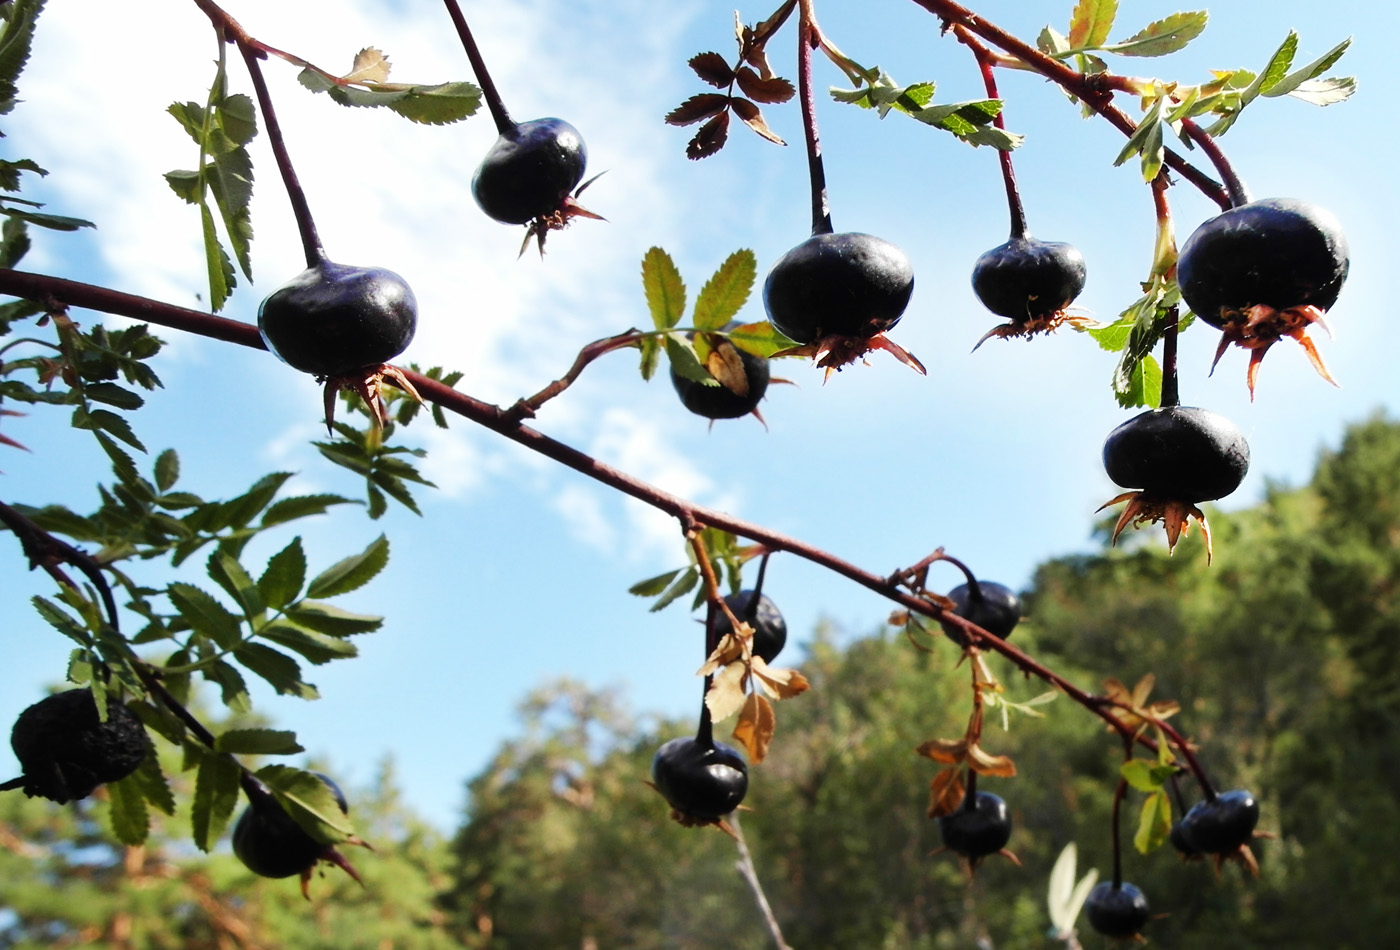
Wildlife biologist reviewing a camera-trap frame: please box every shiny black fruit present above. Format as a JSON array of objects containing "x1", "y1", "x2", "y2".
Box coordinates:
[
  {"x1": 472, "y1": 118, "x2": 588, "y2": 225},
  {"x1": 938, "y1": 790, "x2": 1012, "y2": 860},
  {"x1": 671, "y1": 344, "x2": 770, "y2": 420},
  {"x1": 4, "y1": 690, "x2": 149, "y2": 803},
  {"x1": 1084, "y1": 881, "x2": 1150, "y2": 938},
  {"x1": 258, "y1": 258, "x2": 417, "y2": 377},
  {"x1": 763, "y1": 232, "x2": 913, "y2": 344},
  {"x1": 233, "y1": 773, "x2": 349, "y2": 879},
  {"x1": 714, "y1": 590, "x2": 788, "y2": 663},
  {"x1": 1176, "y1": 788, "x2": 1259, "y2": 854},
  {"x1": 940, "y1": 581, "x2": 1022, "y2": 648},
  {"x1": 971, "y1": 236, "x2": 1085, "y2": 323},
  {"x1": 1103, "y1": 407, "x2": 1249, "y2": 504},
  {"x1": 650, "y1": 736, "x2": 747, "y2": 824}
]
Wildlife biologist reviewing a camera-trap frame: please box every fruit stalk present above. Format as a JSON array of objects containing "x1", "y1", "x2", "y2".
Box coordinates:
[
  {"x1": 1180, "y1": 117, "x2": 1251, "y2": 208},
  {"x1": 0, "y1": 267, "x2": 1186, "y2": 759},
  {"x1": 440, "y1": 0, "x2": 512, "y2": 133},
  {"x1": 796, "y1": 2, "x2": 833, "y2": 235},
  {"x1": 954, "y1": 26, "x2": 1026, "y2": 239},
  {"x1": 1152, "y1": 174, "x2": 1181, "y2": 408},
  {"x1": 1109, "y1": 774, "x2": 1127, "y2": 888}
]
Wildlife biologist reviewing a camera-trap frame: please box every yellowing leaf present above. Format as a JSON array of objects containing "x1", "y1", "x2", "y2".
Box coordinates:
[
  {"x1": 697, "y1": 632, "x2": 746, "y2": 677},
  {"x1": 750, "y1": 657, "x2": 810, "y2": 700},
  {"x1": 1134, "y1": 789, "x2": 1173, "y2": 853},
  {"x1": 967, "y1": 743, "x2": 1018, "y2": 777},
  {"x1": 1068, "y1": 0, "x2": 1118, "y2": 50},
  {"x1": 345, "y1": 47, "x2": 392, "y2": 84},
  {"x1": 705, "y1": 661, "x2": 748, "y2": 722},
  {"x1": 732, "y1": 693, "x2": 776, "y2": 763},
  {"x1": 915, "y1": 737, "x2": 967, "y2": 764},
  {"x1": 927, "y1": 767, "x2": 965, "y2": 818}
]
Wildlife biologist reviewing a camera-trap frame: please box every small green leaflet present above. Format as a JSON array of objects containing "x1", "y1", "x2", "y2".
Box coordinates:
[
  {"x1": 256, "y1": 765, "x2": 355, "y2": 842},
  {"x1": 831, "y1": 68, "x2": 1020, "y2": 150},
  {"x1": 106, "y1": 772, "x2": 151, "y2": 846},
  {"x1": 1204, "y1": 32, "x2": 1354, "y2": 136},
  {"x1": 1068, "y1": 0, "x2": 1118, "y2": 52},
  {"x1": 642, "y1": 247, "x2": 686, "y2": 331},
  {"x1": 1135, "y1": 789, "x2": 1173, "y2": 852},
  {"x1": 1120, "y1": 757, "x2": 1177, "y2": 792},
  {"x1": 1104, "y1": 12, "x2": 1208, "y2": 58},
  {"x1": 693, "y1": 250, "x2": 756, "y2": 331},
  {"x1": 306, "y1": 534, "x2": 389, "y2": 599},
  {"x1": 191, "y1": 749, "x2": 242, "y2": 852},
  {"x1": 214, "y1": 728, "x2": 304, "y2": 755}
]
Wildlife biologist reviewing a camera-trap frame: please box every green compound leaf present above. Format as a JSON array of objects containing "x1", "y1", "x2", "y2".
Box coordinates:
[
  {"x1": 106, "y1": 770, "x2": 151, "y2": 846},
  {"x1": 191, "y1": 749, "x2": 241, "y2": 852},
  {"x1": 1106, "y1": 11, "x2": 1208, "y2": 57},
  {"x1": 256, "y1": 765, "x2": 355, "y2": 843},
  {"x1": 214, "y1": 728, "x2": 305, "y2": 756},
  {"x1": 386, "y1": 81, "x2": 483, "y2": 125},
  {"x1": 258, "y1": 537, "x2": 308, "y2": 611},
  {"x1": 168, "y1": 582, "x2": 243, "y2": 650},
  {"x1": 693, "y1": 249, "x2": 756, "y2": 332},
  {"x1": 1068, "y1": 0, "x2": 1118, "y2": 52},
  {"x1": 629, "y1": 568, "x2": 683, "y2": 597},
  {"x1": 726, "y1": 320, "x2": 797, "y2": 358},
  {"x1": 650, "y1": 567, "x2": 699, "y2": 613},
  {"x1": 306, "y1": 534, "x2": 389, "y2": 599},
  {"x1": 283, "y1": 601, "x2": 383, "y2": 637},
  {"x1": 1263, "y1": 37, "x2": 1353, "y2": 100},
  {"x1": 259, "y1": 620, "x2": 359, "y2": 664},
  {"x1": 642, "y1": 247, "x2": 686, "y2": 330},
  {"x1": 234, "y1": 642, "x2": 318, "y2": 699},
  {"x1": 1134, "y1": 789, "x2": 1173, "y2": 853}
]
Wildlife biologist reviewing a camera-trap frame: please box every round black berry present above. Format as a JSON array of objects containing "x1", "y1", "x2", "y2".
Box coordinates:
[
  {"x1": 940, "y1": 581, "x2": 1022, "y2": 648},
  {"x1": 6, "y1": 690, "x2": 149, "y2": 804},
  {"x1": 472, "y1": 118, "x2": 588, "y2": 225},
  {"x1": 971, "y1": 235, "x2": 1086, "y2": 326},
  {"x1": 233, "y1": 773, "x2": 349, "y2": 879},
  {"x1": 258, "y1": 258, "x2": 417, "y2": 378},
  {"x1": 1176, "y1": 788, "x2": 1259, "y2": 855},
  {"x1": 650, "y1": 736, "x2": 748, "y2": 824},
  {"x1": 1084, "y1": 881, "x2": 1150, "y2": 938},
  {"x1": 937, "y1": 790, "x2": 1012, "y2": 860},
  {"x1": 713, "y1": 590, "x2": 788, "y2": 663},
  {"x1": 1170, "y1": 819, "x2": 1201, "y2": 858},
  {"x1": 671, "y1": 342, "x2": 770, "y2": 421},
  {"x1": 1103, "y1": 406, "x2": 1249, "y2": 504},
  {"x1": 1176, "y1": 197, "x2": 1348, "y2": 397}
]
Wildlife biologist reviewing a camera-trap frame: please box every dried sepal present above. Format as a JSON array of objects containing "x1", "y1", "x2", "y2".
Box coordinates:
[
  {"x1": 322, "y1": 364, "x2": 423, "y2": 434},
  {"x1": 1208, "y1": 302, "x2": 1338, "y2": 400},
  {"x1": 1101, "y1": 489, "x2": 1216, "y2": 562}
]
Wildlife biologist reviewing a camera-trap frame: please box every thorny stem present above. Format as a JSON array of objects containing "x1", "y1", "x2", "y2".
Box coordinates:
[
  {"x1": 440, "y1": 0, "x2": 513, "y2": 133},
  {"x1": 909, "y1": 0, "x2": 1231, "y2": 211},
  {"x1": 730, "y1": 811, "x2": 795, "y2": 950},
  {"x1": 0, "y1": 267, "x2": 1180, "y2": 760},
  {"x1": 796, "y1": 1, "x2": 833, "y2": 235},
  {"x1": 954, "y1": 26, "x2": 1027, "y2": 239},
  {"x1": 1181, "y1": 117, "x2": 1251, "y2": 208}
]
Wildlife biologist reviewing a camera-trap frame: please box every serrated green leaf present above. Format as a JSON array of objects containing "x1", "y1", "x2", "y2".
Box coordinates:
[
  {"x1": 167, "y1": 101, "x2": 206, "y2": 144},
  {"x1": 205, "y1": 660, "x2": 252, "y2": 713},
  {"x1": 31, "y1": 596, "x2": 94, "y2": 647},
  {"x1": 638, "y1": 336, "x2": 661, "y2": 381},
  {"x1": 1106, "y1": 11, "x2": 1208, "y2": 57},
  {"x1": 385, "y1": 81, "x2": 482, "y2": 125},
  {"x1": 207, "y1": 144, "x2": 254, "y2": 281},
  {"x1": 259, "y1": 537, "x2": 307, "y2": 611},
  {"x1": 191, "y1": 750, "x2": 241, "y2": 852},
  {"x1": 650, "y1": 567, "x2": 699, "y2": 613},
  {"x1": 200, "y1": 200, "x2": 234, "y2": 313},
  {"x1": 71, "y1": 405, "x2": 146, "y2": 452},
  {"x1": 1263, "y1": 37, "x2": 1352, "y2": 99},
  {"x1": 1250, "y1": 31, "x2": 1299, "y2": 99},
  {"x1": 154, "y1": 448, "x2": 180, "y2": 492},
  {"x1": 1120, "y1": 758, "x2": 1175, "y2": 791},
  {"x1": 284, "y1": 601, "x2": 383, "y2": 637},
  {"x1": 216, "y1": 472, "x2": 294, "y2": 531},
  {"x1": 4, "y1": 208, "x2": 94, "y2": 231},
  {"x1": 1117, "y1": 353, "x2": 1163, "y2": 409},
  {"x1": 168, "y1": 582, "x2": 243, "y2": 649},
  {"x1": 215, "y1": 728, "x2": 304, "y2": 755},
  {"x1": 259, "y1": 620, "x2": 359, "y2": 664},
  {"x1": 208, "y1": 549, "x2": 264, "y2": 618},
  {"x1": 1038, "y1": 26, "x2": 1071, "y2": 56},
  {"x1": 693, "y1": 249, "x2": 756, "y2": 331},
  {"x1": 106, "y1": 771, "x2": 150, "y2": 846},
  {"x1": 1134, "y1": 789, "x2": 1173, "y2": 853},
  {"x1": 1068, "y1": 0, "x2": 1117, "y2": 51},
  {"x1": 306, "y1": 534, "x2": 389, "y2": 599},
  {"x1": 130, "y1": 752, "x2": 176, "y2": 816},
  {"x1": 664, "y1": 334, "x2": 710, "y2": 384},
  {"x1": 1286, "y1": 76, "x2": 1356, "y2": 106},
  {"x1": 642, "y1": 247, "x2": 686, "y2": 330},
  {"x1": 234, "y1": 642, "x2": 317, "y2": 698},
  {"x1": 726, "y1": 320, "x2": 797, "y2": 358},
  {"x1": 297, "y1": 68, "x2": 336, "y2": 93},
  {"x1": 256, "y1": 765, "x2": 354, "y2": 842},
  {"x1": 218, "y1": 92, "x2": 257, "y2": 146},
  {"x1": 368, "y1": 470, "x2": 423, "y2": 515},
  {"x1": 629, "y1": 568, "x2": 684, "y2": 597}
]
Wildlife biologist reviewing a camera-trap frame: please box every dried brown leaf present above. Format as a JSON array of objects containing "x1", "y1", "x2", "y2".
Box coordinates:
[
  {"x1": 687, "y1": 111, "x2": 730, "y2": 160},
  {"x1": 915, "y1": 737, "x2": 967, "y2": 765},
  {"x1": 967, "y1": 743, "x2": 1018, "y2": 778},
  {"x1": 689, "y1": 52, "x2": 735, "y2": 88},
  {"x1": 751, "y1": 657, "x2": 810, "y2": 700},
  {"x1": 732, "y1": 693, "x2": 776, "y2": 763},
  {"x1": 697, "y1": 632, "x2": 747, "y2": 677},
  {"x1": 735, "y1": 66, "x2": 795, "y2": 103},
  {"x1": 666, "y1": 94, "x2": 730, "y2": 127},
  {"x1": 927, "y1": 767, "x2": 966, "y2": 818},
  {"x1": 729, "y1": 98, "x2": 785, "y2": 146},
  {"x1": 345, "y1": 47, "x2": 392, "y2": 84},
  {"x1": 706, "y1": 340, "x2": 750, "y2": 397},
  {"x1": 705, "y1": 661, "x2": 748, "y2": 722}
]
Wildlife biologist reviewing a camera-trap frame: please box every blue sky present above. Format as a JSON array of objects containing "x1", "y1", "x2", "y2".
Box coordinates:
[{"x1": 3, "y1": 0, "x2": 1396, "y2": 833}]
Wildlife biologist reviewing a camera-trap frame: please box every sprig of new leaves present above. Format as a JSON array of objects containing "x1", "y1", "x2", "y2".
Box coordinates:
[{"x1": 292, "y1": 46, "x2": 482, "y2": 126}]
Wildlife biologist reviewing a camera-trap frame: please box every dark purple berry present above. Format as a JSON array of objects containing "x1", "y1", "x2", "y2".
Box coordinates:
[
  {"x1": 233, "y1": 773, "x2": 349, "y2": 880},
  {"x1": 671, "y1": 342, "x2": 770, "y2": 421},
  {"x1": 1176, "y1": 197, "x2": 1348, "y2": 398},
  {"x1": 714, "y1": 590, "x2": 788, "y2": 663},
  {"x1": 1100, "y1": 406, "x2": 1250, "y2": 560},
  {"x1": 763, "y1": 232, "x2": 922, "y2": 375},
  {"x1": 940, "y1": 581, "x2": 1022, "y2": 648},
  {"x1": 970, "y1": 235, "x2": 1086, "y2": 345},
  {"x1": 1176, "y1": 788, "x2": 1259, "y2": 855},
  {"x1": 1170, "y1": 819, "x2": 1201, "y2": 858},
  {"x1": 258, "y1": 258, "x2": 417, "y2": 378},
  {"x1": 650, "y1": 737, "x2": 747, "y2": 825},
  {"x1": 1084, "y1": 881, "x2": 1150, "y2": 938},
  {"x1": 4, "y1": 690, "x2": 149, "y2": 804},
  {"x1": 937, "y1": 790, "x2": 1012, "y2": 860},
  {"x1": 472, "y1": 118, "x2": 588, "y2": 226}
]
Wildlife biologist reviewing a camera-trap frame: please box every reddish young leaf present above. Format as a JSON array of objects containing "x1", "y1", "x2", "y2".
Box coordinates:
[
  {"x1": 688, "y1": 52, "x2": 735, "y2": 88},
  {"x1": 730, "y1": 98, "x2": 785, "y2": 146},
  {"x1": 687, "y1": 111, "x2": 731, "y2": 160},
  {"x1": 666, "y1": 94, "x2": 730, "y2": 127},
  {"x1": 735, "y1": 66, "x2": 795, "y2": 104}
]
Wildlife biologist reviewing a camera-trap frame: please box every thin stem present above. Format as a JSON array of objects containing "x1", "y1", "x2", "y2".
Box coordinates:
[
  {"x1": 730, "y1": 811, "x2": 794, "y2": 950},
  {"x1": 0, "y1": 267, "x2": 1178, "y2": 758},
  {"x1": 954, "y1": 25, "x2": 1026, "y2": 239},
  {"x1": 796, "y1": 2, "x2": 832, "y2": 235},
  {"x1": 236, "y1": 41, "x2": 323, "y2": 265},
  {"x1": 1181, "y1": 117, "x2": 1250, "y2": 208},
  {"x1": 1151, "y1": 173, "x2": 1180, "y2": 408},
  {"x1": 908, "y1": 0, "x2": 1230, "y2": 211},
  {"x1": 441, "y1": 0, "x2": 513, "y2": 133},
  {"x1": 1109, "y1": 776, "x2": 1127, "y2": 888},
  {"x1": 1160, "y1": 306, "x2": 1180, "y2": 408},
  {"x1": 506, "y1": 330, "x2": 645, "y2": 421}
]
